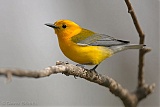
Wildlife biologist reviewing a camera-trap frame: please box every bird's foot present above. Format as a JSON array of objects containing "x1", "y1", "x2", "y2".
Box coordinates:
[
  {"x1": 74, "y1": 75, "x2": 77, "y2": 79},
  {"x1": 89, "y1": 68, "x2": 98, "y2": 74},
  {"x1": 89, "y1": 65, "x2": 99, "y2": 77}
]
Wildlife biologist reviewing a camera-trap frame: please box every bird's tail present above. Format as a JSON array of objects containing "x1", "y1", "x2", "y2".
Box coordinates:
[{"x1": 111, "y1": 44, "x2": 145, "y2": 54}]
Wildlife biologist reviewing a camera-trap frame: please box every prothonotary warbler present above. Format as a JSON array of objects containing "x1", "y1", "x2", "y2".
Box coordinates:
[{"x1": 45, "y1": 19, "x2": 145, "y2": 71}]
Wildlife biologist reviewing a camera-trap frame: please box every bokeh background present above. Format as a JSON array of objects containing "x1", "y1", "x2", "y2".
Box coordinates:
[{"x1": 0, "y1": 0, "x2": 159, "y2": 107}]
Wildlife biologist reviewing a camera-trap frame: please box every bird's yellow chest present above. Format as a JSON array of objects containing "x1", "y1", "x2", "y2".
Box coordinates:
[{"x1": 57, "y1": 37, "x2": 113, "y2": 65}]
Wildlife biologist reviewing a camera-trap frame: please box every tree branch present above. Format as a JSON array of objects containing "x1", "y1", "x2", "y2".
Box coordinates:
[
  {"x1": 124, "y1": 0, "x2": 144, "y2": 38},
  {"x1": 124, "y1": 0, "x2": 152, "y2": 87},
  {"x1": 0, "y1": 61, "x2": 155, "y2": 107}
]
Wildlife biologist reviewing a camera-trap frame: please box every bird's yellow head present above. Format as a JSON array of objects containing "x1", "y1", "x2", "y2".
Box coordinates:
[{"x1": 45, "y1": 20, "x2": 82, "y2": 39}]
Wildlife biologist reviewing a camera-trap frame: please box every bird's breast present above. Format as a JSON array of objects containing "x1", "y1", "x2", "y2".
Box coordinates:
[{"x1": 58, "y1": 37, "x2": 113, "y2": 65}]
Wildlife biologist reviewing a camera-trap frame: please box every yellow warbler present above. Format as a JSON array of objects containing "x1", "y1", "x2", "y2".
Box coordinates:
[{"x1": 45, "y1": 19, "x2": 144, "y2": 70}]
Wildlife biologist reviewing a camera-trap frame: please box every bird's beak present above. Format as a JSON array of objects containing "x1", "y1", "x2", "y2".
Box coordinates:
[{"x1": 45, "y1": 23, "x2": 59, "y2": 29}]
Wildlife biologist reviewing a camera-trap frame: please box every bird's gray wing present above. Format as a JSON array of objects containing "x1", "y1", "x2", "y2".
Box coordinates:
[{"x1": 76, "y1": 33, "x2": 130, "y2": 47}]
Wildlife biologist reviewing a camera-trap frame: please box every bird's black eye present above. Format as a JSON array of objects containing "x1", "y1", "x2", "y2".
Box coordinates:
[{"x1": 62, "y1": 24, "x2": 67, "y2": 28}]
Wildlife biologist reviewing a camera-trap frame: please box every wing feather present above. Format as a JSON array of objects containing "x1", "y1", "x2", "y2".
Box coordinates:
[{"x1": 71, "y1": 29, "x2": 130, "y2": 47}]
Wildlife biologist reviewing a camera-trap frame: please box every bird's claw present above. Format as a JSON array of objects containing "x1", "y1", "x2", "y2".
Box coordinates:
[
  {"x1": 90, "y1": 68, "x2": 98, "y2": 74},
  {"x1": 74, "y1": 75, "x2": 77, "y2": 79}
]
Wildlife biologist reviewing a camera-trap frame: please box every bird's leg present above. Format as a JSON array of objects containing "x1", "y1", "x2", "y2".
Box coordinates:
[
  {"x1": 90, "y1": 64, "x2": 99, "y2": 73},
  {"x1": 76, "y1": 64, "x2": 99, "y2": 76},
  {"x1": 89, "y1": 65, "x2": 100, "y2": 78}
]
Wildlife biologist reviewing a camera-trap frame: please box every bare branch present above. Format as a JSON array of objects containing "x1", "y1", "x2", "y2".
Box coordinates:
[
  {"x1": 0, "y1": 62, "x2": 131, "y2": 102},
  {"x1": 0, "y1": 61, "x2": 155, "y2": 107},
  {"x1": 124, "y1": 0, "x2": 153, "y2": 87},
  {"x1": 123, "y1": 0, "x2": 155, "y2": 106},
  {"x1": 124, "y1": 0, "x2": 145, "y2": 38}
]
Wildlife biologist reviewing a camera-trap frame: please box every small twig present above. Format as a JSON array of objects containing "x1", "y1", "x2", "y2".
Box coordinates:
[
  {"x1": 124, "y1": 0, "x2": 152, "y2": 87},
  {"x1": 124, "y1": 0, "x2": 145, "y2": 38},
  {"x1": 124, "y1": 0, "x2": 155, "y2": 106},
  {"x1": 138, "y1": 48, "x2": 151, "y2": 87}
]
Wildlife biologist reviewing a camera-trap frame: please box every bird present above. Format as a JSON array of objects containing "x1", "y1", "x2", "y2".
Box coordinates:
[{"x1": 45, "y1": 19, "x2": 145, "y2": 71}]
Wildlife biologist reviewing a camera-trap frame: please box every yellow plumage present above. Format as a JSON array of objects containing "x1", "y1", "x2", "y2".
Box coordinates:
[
  {"x1": 45, "y1": 19, "x2": 144, "y2": 70},
  {"x1": 58, "y1": 37, "x2": 113, "y2": 65}
]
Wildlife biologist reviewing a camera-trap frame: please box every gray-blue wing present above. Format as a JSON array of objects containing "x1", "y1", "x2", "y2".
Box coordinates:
[{"x1": 77, "y1": 34, "x2": 130, "y2": 47}]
